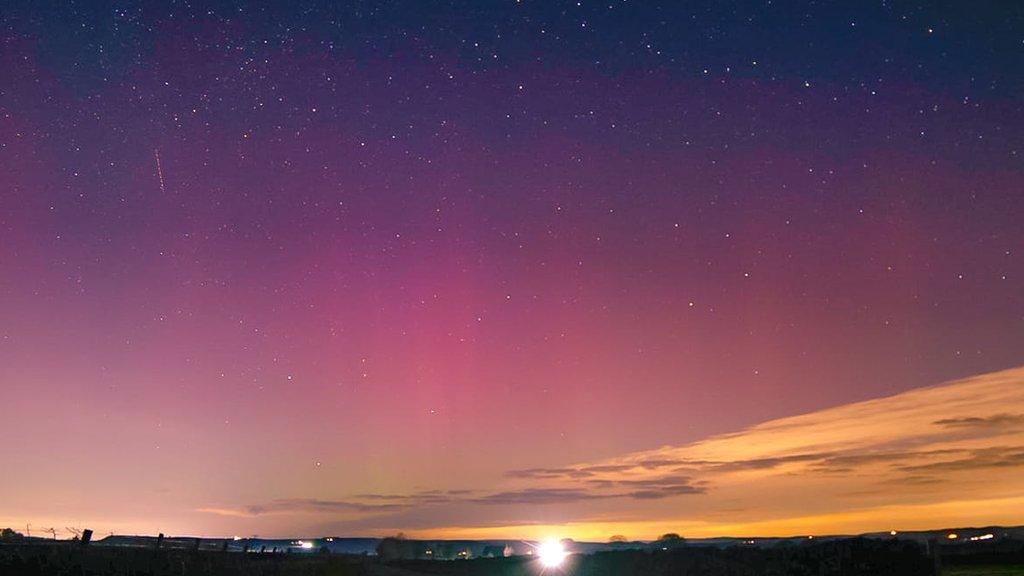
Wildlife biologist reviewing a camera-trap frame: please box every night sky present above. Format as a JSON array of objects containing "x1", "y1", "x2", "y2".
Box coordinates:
[{"x1": 2, "y1": 1, "x2": 1023, "y2": 539}]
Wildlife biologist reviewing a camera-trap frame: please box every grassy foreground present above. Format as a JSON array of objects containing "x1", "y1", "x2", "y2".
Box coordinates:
[{"x1": 945, "y1": 566, "x2": 1024, "y2": 576}]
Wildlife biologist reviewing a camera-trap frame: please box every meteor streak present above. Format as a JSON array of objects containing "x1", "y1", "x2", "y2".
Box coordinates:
[{"x1": 154, "y1": 148, "x2": 166, "y2": 193}]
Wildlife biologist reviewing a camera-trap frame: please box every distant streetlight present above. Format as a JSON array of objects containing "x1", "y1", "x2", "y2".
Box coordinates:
[{"x1": 537, "y1": 539, "x2": 568, "y2": 568}]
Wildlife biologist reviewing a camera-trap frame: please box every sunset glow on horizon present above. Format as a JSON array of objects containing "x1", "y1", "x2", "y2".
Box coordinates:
[
  {"x1": 1, "y1": 1, "x2": 1022, "y2": 544},
  {"x1": 5, "y1": 367, "x2": 1024, "y2": 540}
]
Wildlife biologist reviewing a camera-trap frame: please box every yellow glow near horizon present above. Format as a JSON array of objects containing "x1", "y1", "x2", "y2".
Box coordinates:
[{"x1": 408, "y1": 494, "x2": 1024, "y2": 542}]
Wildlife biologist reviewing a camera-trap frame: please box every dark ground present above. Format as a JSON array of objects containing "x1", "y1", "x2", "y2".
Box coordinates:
[{"x1": 0, "y1": 538, "x2": 950, "y2": 576}]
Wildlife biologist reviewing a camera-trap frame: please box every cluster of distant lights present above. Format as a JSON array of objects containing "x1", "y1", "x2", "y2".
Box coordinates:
[
  {"x1": 236, "y1": 532, "x2": 1000, "y2": 558},
  {"x1": 230, "y1": 531, "x2": 999, "y2": 565},
  {"x1": 284, "y1": 536, "x2": 570, "y2": 567},
  {"x1": 889, "y1": 530, "x2": 995, "y2": 542},
  {"x1": 946, "y1": 533, "x2": 994, "y2": 542}
]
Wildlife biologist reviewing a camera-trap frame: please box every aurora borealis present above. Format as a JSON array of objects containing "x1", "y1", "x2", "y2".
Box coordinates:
[{"x1": 1, "y1": 1, "x2": 1022, "y2": 540}]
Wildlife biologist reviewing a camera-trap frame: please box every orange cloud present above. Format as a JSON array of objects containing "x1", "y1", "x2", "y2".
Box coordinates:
[
  {"x1": 200, "y1": 367, "x2": 1024, "y2": 540},
  {"x1": 470, "y1": 366, "x2": 1024, "y2": 539}
]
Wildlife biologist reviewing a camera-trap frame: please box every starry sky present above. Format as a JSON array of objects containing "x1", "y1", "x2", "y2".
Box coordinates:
[{"x1": 1, "y1": 1, "x2": 1023, "y2": 540}]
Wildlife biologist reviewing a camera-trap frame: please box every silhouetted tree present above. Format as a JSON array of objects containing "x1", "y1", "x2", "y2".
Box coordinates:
[
  {"x1": 0, "y1": 528, "x2": 25, "y2": 541},
  {"x1": 657, "y1": 533, "x2": 686, "y2": 548},
  {"x1": 376, "y1": 534, "x2": 428, "y2": 561}
]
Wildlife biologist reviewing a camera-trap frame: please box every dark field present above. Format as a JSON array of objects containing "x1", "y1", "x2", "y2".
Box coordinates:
[
  {"x1": 943, "y1": 567, "x2": 1024, "y2": 576},
  {"x1": 0, "y1": 538, "x2": 941, "y2": 576}
]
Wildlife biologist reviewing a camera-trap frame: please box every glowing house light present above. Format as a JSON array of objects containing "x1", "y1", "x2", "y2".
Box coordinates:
[{"x1": 537, "y1": 539, "x2": 568, "y2": 568}]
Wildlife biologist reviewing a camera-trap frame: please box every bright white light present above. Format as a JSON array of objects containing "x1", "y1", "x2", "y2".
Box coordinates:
[
  {"x1": 537, "y1": 539, "x2": 568, "y2": 569},
  {"x1": 298, "y1": 541, "x2": 314, "y2": 549}
]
